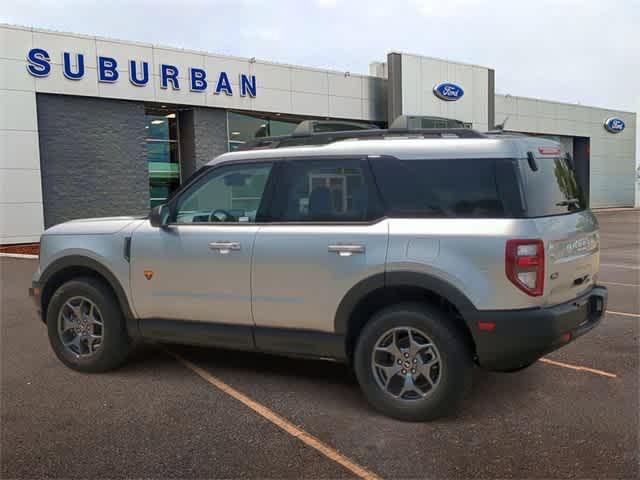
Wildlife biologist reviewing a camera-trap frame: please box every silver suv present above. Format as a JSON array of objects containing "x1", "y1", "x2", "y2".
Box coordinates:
[{"x1": 30, "y1": 124, "x2": 607, "y2": 421}]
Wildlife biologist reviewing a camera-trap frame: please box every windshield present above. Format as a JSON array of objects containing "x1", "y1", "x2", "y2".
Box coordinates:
[{"x1": 519, "y1": 155, "x2": 586, "y2": 217}]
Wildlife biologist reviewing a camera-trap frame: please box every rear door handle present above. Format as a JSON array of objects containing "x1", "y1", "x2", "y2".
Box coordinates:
[
  {"x1": 328, "y1": 244, "x2": 365, "y2": 256},
  {"x1": 209, "y1": 241, "x2": 241, "y2": 254}
]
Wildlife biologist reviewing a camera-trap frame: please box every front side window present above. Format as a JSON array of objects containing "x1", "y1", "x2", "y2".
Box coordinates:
[
  {"x1": 274, "y1": 159, "x2": 375, "y2": 222},
  {"x1": 172, "y1": 163, "x2": 273, "y2": 224},
  {"x1": 370, "y1": 157, "x2": 506, "y2": 218}
]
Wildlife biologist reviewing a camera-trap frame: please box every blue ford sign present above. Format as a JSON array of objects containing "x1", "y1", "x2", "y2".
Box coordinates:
[
  {"x1": 26, "y1": 47, "x2": 257, "y2": 97},
  {"x1": 433, "y1": 82, "x2": 464, "y2": 101},
  {"x1": 604, "y1": 117, "x2": 625, "y2": 134}
]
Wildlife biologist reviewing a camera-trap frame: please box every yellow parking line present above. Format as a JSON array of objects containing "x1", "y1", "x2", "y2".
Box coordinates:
[
  {"x1": 607, "y1": 310, "x2": 640, "y2": 318},
  {"x1": 169, "y1": 351, "x2": 382, "y2": 480},
  {"x1": 539, "y1": 358, "x2": 617, "y2": 378}
]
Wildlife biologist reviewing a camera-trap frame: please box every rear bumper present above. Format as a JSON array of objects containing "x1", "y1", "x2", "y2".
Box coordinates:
[{"x1": 473, "y1": 286, "x2": 607, "y2": 371}]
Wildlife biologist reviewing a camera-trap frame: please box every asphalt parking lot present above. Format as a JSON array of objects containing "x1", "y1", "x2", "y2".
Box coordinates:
[{"x1": 1, "y1": 210, "x2": 638, "y2": 479}]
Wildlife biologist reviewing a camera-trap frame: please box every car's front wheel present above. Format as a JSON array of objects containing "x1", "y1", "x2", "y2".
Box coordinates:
[
  {"x1": 354, "y1": 303, "x2": 472, "y2": 421},
  {"x1": 47, "y1": 277, "x2": 131, "y2": 373}
]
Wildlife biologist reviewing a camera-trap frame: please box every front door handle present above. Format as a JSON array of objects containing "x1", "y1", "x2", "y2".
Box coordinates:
[
  {"x1": 328, "y1": 244, "x2": 365, "y2": 256},
  {"x1": 209, "y1": 241, "x2": 241, "y2": 254}
]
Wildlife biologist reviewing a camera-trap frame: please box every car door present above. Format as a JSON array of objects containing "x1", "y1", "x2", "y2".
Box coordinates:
[
  {"x1": 251, "y1": 157, "x2": 389, "y2": 352},
  {"x1": 130, "y1": 161, "x2": 275, "y2": 332}
]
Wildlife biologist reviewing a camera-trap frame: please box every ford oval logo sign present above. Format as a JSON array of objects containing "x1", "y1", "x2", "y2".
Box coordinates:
[
  {"x1": 433, "y1": 82, "x2": 464, "y2": 101},
  {"x1": 604, "y1": 117, "x2": 625, "y2": 133}
]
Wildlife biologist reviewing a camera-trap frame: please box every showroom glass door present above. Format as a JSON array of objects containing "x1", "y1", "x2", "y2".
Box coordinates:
[{"x1": 145, "y1": 109, "x2": 181, "y2": 207}]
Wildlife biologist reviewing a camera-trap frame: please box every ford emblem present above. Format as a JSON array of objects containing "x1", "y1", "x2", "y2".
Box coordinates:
[
  {"x1": 433, "y1": 82, "x2": 464, "y2": 101},
  {"x1": 604, "y1": 117, "x2": 625, "y2": 133}
]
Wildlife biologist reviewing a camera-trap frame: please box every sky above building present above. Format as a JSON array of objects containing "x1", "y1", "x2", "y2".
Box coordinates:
[{"x1": 3, "y1": 0, "x2": 638, "y2": 166}]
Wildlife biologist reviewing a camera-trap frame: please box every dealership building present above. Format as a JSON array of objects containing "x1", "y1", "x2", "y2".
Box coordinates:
[{"x1": 0, "y1": 23, "x2": 637, "y2": 245}]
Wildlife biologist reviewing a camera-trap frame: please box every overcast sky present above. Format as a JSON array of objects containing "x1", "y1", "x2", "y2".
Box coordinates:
[{"x1": 3, "y1": 0, "x2": 638, "y2": 163}]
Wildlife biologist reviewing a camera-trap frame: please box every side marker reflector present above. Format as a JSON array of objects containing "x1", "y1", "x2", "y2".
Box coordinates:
[{"x1": 478, "y1": 321, "x2": 496, "y2": 332}]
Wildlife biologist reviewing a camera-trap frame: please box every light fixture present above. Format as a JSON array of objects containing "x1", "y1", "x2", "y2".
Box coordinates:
[
  {"x1": 165, "y1": 113, "x2": 176, "y2": 118},
  {"x1": 151, "y1": 120, "x2": 164, "y2": 125},
  {"x1": 161, "y1": 104, "x2": 167, "y2": 108},
  {"x1": 231, "y1": 131, "x2": 240, "y2": 135}
]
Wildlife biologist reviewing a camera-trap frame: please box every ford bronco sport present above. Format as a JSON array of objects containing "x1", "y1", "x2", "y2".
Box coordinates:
[{"x1": 30, "y1": 121, "x2": 607, "y2": 421}]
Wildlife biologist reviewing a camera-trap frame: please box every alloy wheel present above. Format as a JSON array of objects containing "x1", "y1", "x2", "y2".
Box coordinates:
[
  {"x1": 57, "y1": 296, "x2": 104, "y2": 358},
  {"x1": 371, "y1": 326, "x2": 442, "y2": 400}
]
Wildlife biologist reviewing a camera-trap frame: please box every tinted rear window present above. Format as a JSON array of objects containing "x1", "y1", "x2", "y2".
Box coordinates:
[
  {"x1": 518, "y1": 155, "x2": 586, "y2": 217},
  {"x1": 370, "y1": 157, "x2": 508, "y2": 218}
]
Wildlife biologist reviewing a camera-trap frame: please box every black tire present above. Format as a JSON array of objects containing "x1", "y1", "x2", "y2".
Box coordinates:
[
  {"x1": 353, "y1": 302, "x2": 472, "y2": 421},
  {"x1": 47, "y1": 276, "x2": 131, "y2": 373}
]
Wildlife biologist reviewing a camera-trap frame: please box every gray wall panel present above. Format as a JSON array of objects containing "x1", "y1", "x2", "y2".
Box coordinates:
[
  {"x1": 193, "y1": 107, "x2": 229, "y2": 170},
  {"x1": 36, "y1": 94, "x2": 148, "y2": 228}
]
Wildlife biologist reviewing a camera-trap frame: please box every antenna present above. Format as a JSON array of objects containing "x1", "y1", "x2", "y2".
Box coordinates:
[{"x1": 494, "y1": 116, "x2": 509, "y2": 131}]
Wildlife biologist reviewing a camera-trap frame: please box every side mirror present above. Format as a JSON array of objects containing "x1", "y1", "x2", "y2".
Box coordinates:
[{"x1": 149, "y1": 204, "x2": 169, "y2": 228}]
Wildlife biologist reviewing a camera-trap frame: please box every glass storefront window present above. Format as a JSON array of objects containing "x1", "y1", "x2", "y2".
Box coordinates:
[
  {"x1": 227, "y1": 112, "x2": 297, "y2": 150},
  {"x1": 145, "y1": 110, "x2": 180, "y2": 207}
]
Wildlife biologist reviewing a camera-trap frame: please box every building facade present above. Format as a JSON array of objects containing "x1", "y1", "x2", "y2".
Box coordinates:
[{"x1": 0, "y1": 24, "x2": 636, "y2": 244}]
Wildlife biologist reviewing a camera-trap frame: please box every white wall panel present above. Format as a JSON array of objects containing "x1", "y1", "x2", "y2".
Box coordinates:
[
  {"x1": 252, "y1": 87, "x2": 292, "y2": 113},
  {"x1": 0, "y1": 130, "x2": 40, "y2": 170},
  {"x1": 204, "y1": 55, "x2": 250, "y2": 88},
  {"x1": 0, "y1": 169, "x2": 43, "y2": 204},
  {"x1": 32, "y1": 31, "x2": 98, "y2": 68},
  {"x1": 0, "y1": 89, "x2": 37, "y2": 131},
  {"x1": 253, "y1": 62, "x2": 291, "y2": 91},
  {"x1": 0, "y1": 25, "x2": 33, "y2": 61},
  {"x1": 400, "y1": 53, "x2": 488, "y2": 128},
  {"x1": 0, "y1": 204, "x2": 44, "y2": 243},
  {"x1": 328, "y1": 73, "x2": 361, "y2": 98},
  {"x1": 96, "y1": 40, "x2": 153, "y2": 71},
  {"x1": 205, "y1": 89, "x2": 253, "y2": 110},
  {"x1": 98, "y1": 76, "x2": 156, "y2": 102},
  {"x1": 0, "y1": 58, "x2": 35, "y2": 91},
  {"x1": 291, "y1": 91, "x2": 329, "y2": 117},
  {"x1": 329, "y1": 95, "x2": 362, "y2": 119},
  {"x1": 35, "y1": 66, "x2": 100, "y2": 97},
  {"x1": 291, "y1": 68, "x2": 328, "y2": 95}
]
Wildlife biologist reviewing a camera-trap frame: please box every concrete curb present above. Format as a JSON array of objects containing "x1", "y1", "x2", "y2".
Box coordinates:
[
  {"x1": 592, "y1": 207, "x2": 640, "y2": 212},
  {"x1": 0, "y1": 253, "x2": 38, "y2": 259}
]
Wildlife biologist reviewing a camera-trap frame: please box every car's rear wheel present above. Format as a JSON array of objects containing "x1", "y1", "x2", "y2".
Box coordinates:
[
  {"x1": 354, "y1": 302, "x2": 472, "y2": 421},
  {"x1": 47, "y1": 277, "x2": 131, "y2": 373}
]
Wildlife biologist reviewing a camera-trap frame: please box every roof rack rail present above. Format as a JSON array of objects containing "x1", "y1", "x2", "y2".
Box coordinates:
[{"x1": 239, "y1": 120, "x2": 485, "y2": 151}]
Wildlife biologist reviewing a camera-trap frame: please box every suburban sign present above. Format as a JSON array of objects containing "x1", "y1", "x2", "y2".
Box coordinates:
[
  {"x1": 433, "y1": 82, "x2": 464, "y2": 101},
  {"x1": 603, "y1": 117, "x2": 625, "y2": 134},
  {"x1": 26, "y1": 48, "x2": 257, "y2": 97}
]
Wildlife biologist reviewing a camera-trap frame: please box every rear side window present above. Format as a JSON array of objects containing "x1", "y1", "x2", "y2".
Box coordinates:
[
  {"x1": 370, "y1": 157, "x2": 507, "y2": 218},
  {"x1": 271, "y1": 158, "x2": 381, "y2": 222},
  {"x1": 518, "y1": 155, "x2": 586, "y2": 217}
]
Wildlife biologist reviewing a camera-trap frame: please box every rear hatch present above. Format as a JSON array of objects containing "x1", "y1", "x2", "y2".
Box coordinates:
[{"x1": 516, "y1": 144, "x2": 600, "y2": 306}]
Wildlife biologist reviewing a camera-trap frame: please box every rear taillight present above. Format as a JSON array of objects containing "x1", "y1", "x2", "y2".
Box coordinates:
[{"x1": 506, "y1": 239, "x2": 544, "y2": 296}]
